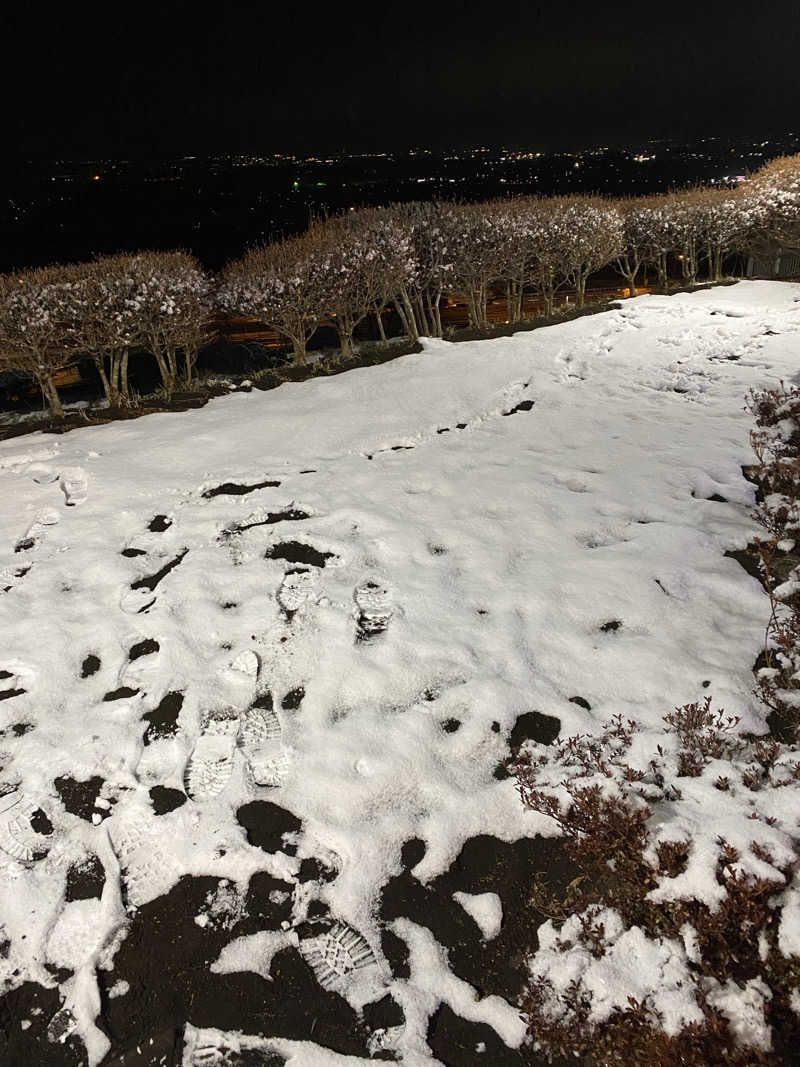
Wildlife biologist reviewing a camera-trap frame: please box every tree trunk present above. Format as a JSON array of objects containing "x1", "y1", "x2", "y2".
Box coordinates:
[
  {"x1": 479, "y1": 281, "x2": 489, "y2": 328},
  {"x1": 513, "y1": 275, "x2": 525, "y2": 321},
  {"x1": 94, "y1": 356, "x2": 117, "y2": 406},
  {"x1": 336, "y1": 316, "x2": 354, "y2": 359},
  {"x1": 657, "y1": 255, "x2": 668, "y2": 289},
  {"x1": 183, "y1": 347, "x2": 197, "y2": 387},
  {"x1": 399, "y1": 286, "x2": 419, "y2": 340},
  {"x1": 120, "y1": 350, "x2": 131, "y2": 400},
  {"x1": 684, "y1": 239, "x2": 698, "y2": 286},
  {"x1": 415, "y1": 295, "x2": 430, "y2": 336},
  {"x1": 166, "y1": 349, "x2": 179, "y2": 393},
  {"x1": 425, "y1": 287, "x2": 442, "y2": 338},
  {"x1": 433, "y1": 287, "x2": 443, "y2": 337},
  {"x1": 110, "y1": 350, "x2": 123, "y2": 402},
  {"x1": 292, "y1": 336, "x2": 307, "y2": 365},
  {"x1": 40, "y1": 374, "x2": 63, "y2": 418},
  {"x1": 468, "y1": 287, "x2": 481, "y2": 329},
  {"x1": 575, "y1": 273, "x2": 586, "y2": 309},
  {"x1": 375, "y1": 306, "x2": 388, "y2": 346},
  {"x1": 152, "y1": 346, "x2": 172, "y2": 392},
  {"x1": 394, "y1": 299, "x2": 411, "y2": 339}
]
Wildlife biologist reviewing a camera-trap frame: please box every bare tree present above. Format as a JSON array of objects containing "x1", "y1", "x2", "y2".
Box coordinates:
[
  {"x1": 557, "y1": 197, "x2": 624, "y2": 309},
  {"x1": 665, "y1": 188, "x2": 712, "y2": 286},
  {"x1": 0, "y1": 266, "x2": 79, "y2": 417},
  {"x1": 523, "y1": 198, "x2": 576, "y2": 316},
  {"x1": 67, "y1": 256, "x2": 145, "y2": 406},
  {"x1": 383, "y1": 201, "x2": 456, "y2": 340},
  {"x1": 696, "y1": 187, "x2": 747, "y2": 282},
  {"x1": 218, "y1": 233, "x2": 334, "y2": 365},
  {"x1": 310, "y1": 209, "x2": 414, "y2": 358},
  {"x1": 613, "y1": 197, "x2": 661, "y2": 297},
  {"x1": 493, "y1": 197, "x2": 563, "y2": 322},
  {"x1": 124, "y1": 251, "x2": 213, "y2": 392},
  {"x1": 361, "y1": 207, "x2": 417, "y2": 345},
  {"x1": 447, "y1": 202, "x2": 514, "y2": 329},
  {"x1": 739, "y1": 154, "x2": 800, "y2": 262}
]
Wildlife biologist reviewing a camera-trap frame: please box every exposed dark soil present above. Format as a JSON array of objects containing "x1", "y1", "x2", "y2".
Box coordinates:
[
  {"x1": 237, "y1": 801, "x2": 302, "y2": 854},
  {"x1": 149, "y1": 785, "x2": 188, "y2": 816},
  {"x1": 510, "y1": 711, "x2": 561, "y2": 749},
  {"x1": 65, "y1": 854, "x2": 106, "y2": 902},
  {"x1": 381, "y1": 833, "x2": 577, "y2": 1008},
  {"x1": 29, "y1": 808, "x2": 53, "y2": 837},
  {"x1": 130, "y1": 550, "x2": 189, "y2": 593},
  {"x1": 2, "y1": 721, "x2": 33, "y2": 738},
  {"x1": 80, "y1": 654, "x2": 101, "y2": 677},
  {"x1": 103, "y1": 687, "x2": 140, "y2": 701},
  {"x1": 0, "y1": 811, "x2": 584, "y2": 1065},
  {"x1": 568, "y1": 695, "x2": 592, "y2": 710},
  {"x1": 53, "y1": 775, "x2": 105, "y2": 822},
  {"x1": 142, "y1": 691, "x2": 184, "y2": 744},
  {"x1": 281, "y1": 687, "x2": 305, "y2": 711},
  {"x1": 96, "y1": 874, "x2": 373, "y2": 1063},
  {"x1": 0, "y1": 982, "x2": 85, "y2": 1066},
  {"x1": 0, "y1": 687, "x2": 26, "y2": 701},
  {"x1": 129, "y1": 639, "x2": 160, "y2": 661},
  {"x1": 224, "y1": 508, "x2": 310, "y2": 536},
  {"x1": 428, "y1": 1002, "x2": 554, "y2": 1066},
  {"x1": 691, "y1": 490, "x2": 728, "y2": 503},
  {"x1": 265, "y1": 542, "x2": 334, "y2": 568},
  {"x1": 495, "y1": 710, "x2": 561, "y2": 779},
  {"x1": 297, "y1": 856, "x2": 338, "y2": 885},
  {"x1": 502, "y1": 399, "x2": 535, "y2": 416},
  {"x1": 203, "y1": 478, "x2": 280, "y2": 499}
]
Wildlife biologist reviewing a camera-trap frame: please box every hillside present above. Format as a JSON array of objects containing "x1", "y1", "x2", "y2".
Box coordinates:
[{"x1": 1, "y1": 281, "x2": 798, "y2": 1065}]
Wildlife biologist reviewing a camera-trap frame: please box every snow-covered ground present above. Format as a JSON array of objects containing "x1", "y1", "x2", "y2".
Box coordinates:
[{"x1": 0, "y1": 281, "x2": 798, "y2": 1065}]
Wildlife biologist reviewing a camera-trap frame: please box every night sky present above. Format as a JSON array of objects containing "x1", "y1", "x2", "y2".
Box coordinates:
[{"x1": 5, "y1": 2, "x2": 800, "y2": 160}]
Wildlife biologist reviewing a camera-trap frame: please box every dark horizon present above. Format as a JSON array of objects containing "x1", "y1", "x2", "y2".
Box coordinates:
[
  {"x1": 7, "y1": 124, "x2": 800, "y2": 167},
  {"x1": 5, "y1": 3, "x2": 800, "y2": 163}
]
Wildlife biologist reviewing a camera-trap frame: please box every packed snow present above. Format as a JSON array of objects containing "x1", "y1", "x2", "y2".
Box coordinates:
[
  {"x1": 1, "y1": 280, "x2": 799, "y2": 1063},
  {"x1": 452, "y1": 891, "x2": 503, "y2": 940}
]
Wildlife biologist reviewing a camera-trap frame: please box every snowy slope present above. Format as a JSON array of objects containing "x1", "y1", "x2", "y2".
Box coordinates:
[{"x1": 0, "y1": 280, "x2": 798, "y2": 1064}]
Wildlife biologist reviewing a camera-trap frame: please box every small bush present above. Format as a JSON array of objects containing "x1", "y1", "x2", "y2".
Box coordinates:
[{"x1": 512, "y1": 709, "x2": 800, "y2": 1064}]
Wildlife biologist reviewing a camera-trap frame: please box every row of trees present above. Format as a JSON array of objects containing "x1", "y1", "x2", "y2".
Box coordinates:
[
  {"x1": 0, "y1": 252, "x2": 211, "y2": 415},
  {"x1": 2, "y1": 155, "x2": 799, "y2": 416}
]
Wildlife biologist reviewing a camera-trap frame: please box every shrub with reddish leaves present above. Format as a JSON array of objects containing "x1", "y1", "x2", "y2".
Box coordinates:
[{"x1": 512, "y1": 705, "x2": 800, "y2": 1064}]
